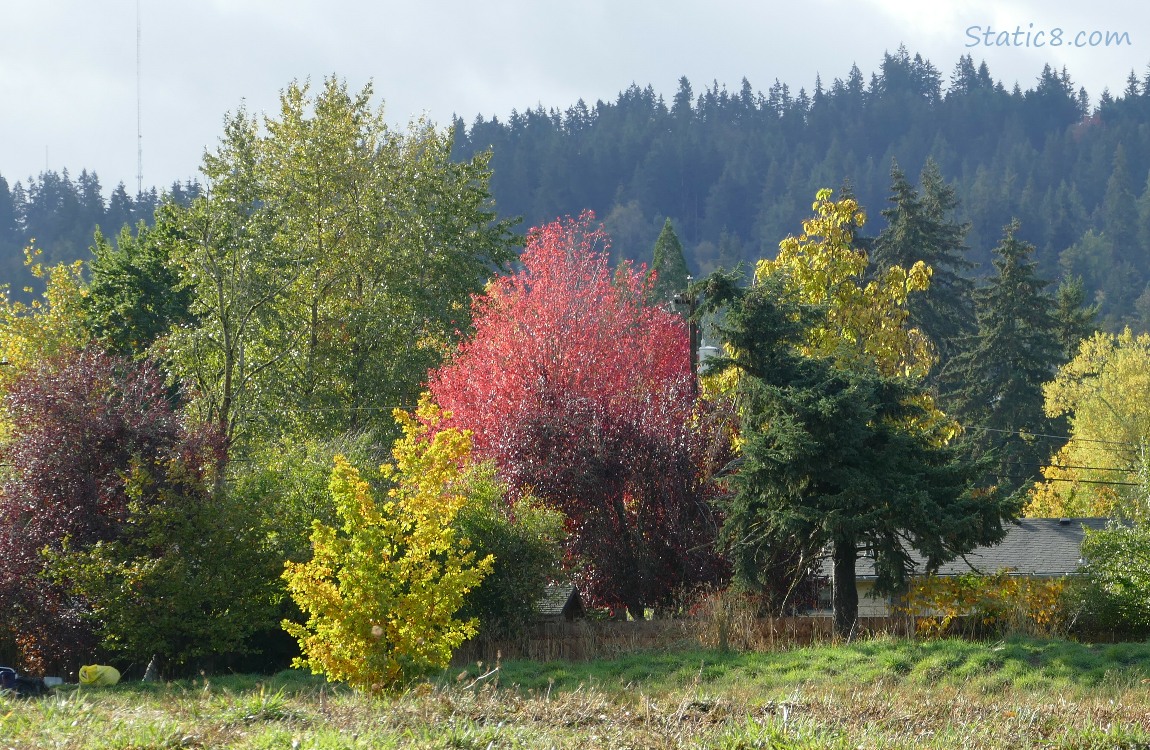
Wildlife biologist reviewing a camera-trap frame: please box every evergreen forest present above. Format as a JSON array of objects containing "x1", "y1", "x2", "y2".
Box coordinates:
[{"x1": 6, "y1": 49, "x2": 1150, "y2": 329}]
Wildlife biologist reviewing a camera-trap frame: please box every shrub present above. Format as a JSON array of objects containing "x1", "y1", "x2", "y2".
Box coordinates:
[
  {"x1": 1073, "y1": 523, "x2": 1150, "y2": 638},
  {"x1": 0, "y1": 346, "x2": 276, "y2": 673},
  {"x1": 282, "y1": 398, "x2": 493, "y2": 691},
  {"x1": 455, "y1": 463, "x2": 566, "y2": 639},
  {"x1": 898, "y1": 571, "x2": 1072, "y2": 638},
  {"x1": 46, "y1": 449, "x2": 282, "y2": 673}
]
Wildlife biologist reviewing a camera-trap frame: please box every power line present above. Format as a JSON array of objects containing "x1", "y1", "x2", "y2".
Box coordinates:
[{"x1": 961, "y1": 424, "x2": 1144, "y2": 448}]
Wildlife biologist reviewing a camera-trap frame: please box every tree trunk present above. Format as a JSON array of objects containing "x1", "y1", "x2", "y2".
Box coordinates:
[{"x1": 832, "y1": 541, "x2": 859, "y2": 639}]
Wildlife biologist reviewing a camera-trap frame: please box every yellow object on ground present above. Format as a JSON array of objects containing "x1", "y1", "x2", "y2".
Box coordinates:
[{"x1": 78, "y1": 665, "x2": 120, "y2": 686}]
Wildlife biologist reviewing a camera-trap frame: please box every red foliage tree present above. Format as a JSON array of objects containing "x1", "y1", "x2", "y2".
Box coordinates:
[
  {"x1": 0, "y1": 346, "x2": 224, "y2": 672},
  {"x1": 430, "y1": 212, "x2": 730, "y2": 618}
]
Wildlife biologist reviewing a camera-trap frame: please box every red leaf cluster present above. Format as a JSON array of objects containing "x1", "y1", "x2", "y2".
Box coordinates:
[{"x1": 430, "y1": 212, "x2": 729, "y2": 617}]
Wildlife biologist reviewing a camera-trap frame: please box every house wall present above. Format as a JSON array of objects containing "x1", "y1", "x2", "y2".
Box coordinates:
[
  {"x1": 856, "y1": 581, "x2": 891, "y2": 617},
  {"x1": 812, "y1": 580, "x2": 893, "y2": 617}
]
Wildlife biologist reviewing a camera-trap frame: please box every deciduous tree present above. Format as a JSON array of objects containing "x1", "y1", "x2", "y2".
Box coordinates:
[
  {"x1": 755, "y1": 188, "x2": 934, "y2": 380},
  {"x1": 164, "y1": 78, "x2": 517, "y2": 450},
  {"x1": 282, "y1": 399, "x2": 492, "y2": 691},
  {"x1": 430, "y1": 212, "x2": 731, "y2": 618},
  {"x1": 1027, "y1": 329, "x2": 1150, "y2": 517}
]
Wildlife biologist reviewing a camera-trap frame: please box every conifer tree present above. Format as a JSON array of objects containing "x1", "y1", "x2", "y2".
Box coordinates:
[
  {"x1": 650, "y1": 218, "x2": 691, "y2": 304},
  {"x1": 1053, "y1": 275, "x2": 1099, "y2": 362},
  {"x1": 699, "y1": 272, "x2": 1011, "y2": 638},
  {"x1": 947, "y1": 220, "x2": 1062, "y2": 494},
  {"x1": 873, "y1": 159, "x2": 975, "y2": 381}
]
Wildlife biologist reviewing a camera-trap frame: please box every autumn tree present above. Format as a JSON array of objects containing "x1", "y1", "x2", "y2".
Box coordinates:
[
  {"x1": 0, "y1": 250, "x2": 89, "y2": 395},
  {"x1": 429, "y1": 212, "x2": 731, "y2": 618},
  {"x1": 0, "y1": 347, "x2": 274, "y2": 672},
  {"x1": 755, "y1": 188, "x2": 934, "y2": 380},
  {"x1": 282, "y1": 399, "x2": 492, "y2": 691},
  {"x1": 1027, "y1": 329, "x2": 1150, "y2": 518}
]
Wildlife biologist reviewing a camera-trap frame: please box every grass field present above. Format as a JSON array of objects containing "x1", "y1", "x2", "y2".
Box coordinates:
[{"x1": 4, "y1": 636, "x2": 1150, "y2": 748}]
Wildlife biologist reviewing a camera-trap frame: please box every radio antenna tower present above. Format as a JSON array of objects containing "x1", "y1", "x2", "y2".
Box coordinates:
[{"x1": 136, "y1": 0, "x2": 143, "y2": 196}]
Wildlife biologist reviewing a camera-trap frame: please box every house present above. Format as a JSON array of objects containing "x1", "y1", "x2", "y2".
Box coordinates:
[
  {"x1": 817, "y1": 518, "x2": 1112, "y2": 617},
  {"x1": 536, "y1": 583, "x2": 585, "y2": 622}
]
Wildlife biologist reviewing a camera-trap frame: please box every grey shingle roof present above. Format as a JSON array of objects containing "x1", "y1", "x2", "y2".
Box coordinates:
[
  {"x1": 537, "y1": 583, "x2": 583, "y2": 619},
  {"x1": 843, "y1": 518, "x2": 1113, "y2": 580}
]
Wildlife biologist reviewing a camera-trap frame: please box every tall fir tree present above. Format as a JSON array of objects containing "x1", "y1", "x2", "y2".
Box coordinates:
[
  {"x1": 1053, "y1": 274, "x2": 1099, "y2": 362},
  {"x1": 947, "y1": 220, "x2": 1062, "y2": 494},
  {"x1": 873, "y1": 159, "x2": 975, "y2": 386},
  {"x1": 650, "y1": 218, "x2": 691, "y2": 304}
]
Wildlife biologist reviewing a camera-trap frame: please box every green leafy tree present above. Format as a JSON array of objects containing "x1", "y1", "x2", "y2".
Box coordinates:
[
  {"x1": 699, "y1": 272, "x2": 1012, "y2": 637},
  {"x1": 947, "y1": 220, "x2": 1062, "y2": 494},
  {"x1": 84, "y1": 223, "x2": 193, "y2": 358},
  {"x1": 163, "y1": 78, "x2": 517, "y2": 450},
  {"x1": 0, "y1": 251, "x2": 90, "y2": 396}
]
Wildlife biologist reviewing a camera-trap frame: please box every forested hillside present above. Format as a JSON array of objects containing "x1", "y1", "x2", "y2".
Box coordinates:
[
  {"x1": 4, "y1": 47, "x2": 1150, "y2": 329},
  {"x1": 0, "y1": 173, "x2": 199, "y2": 298},
  {"x1": 452, "y1": 47, "x2": 1150, "y2": 330}
]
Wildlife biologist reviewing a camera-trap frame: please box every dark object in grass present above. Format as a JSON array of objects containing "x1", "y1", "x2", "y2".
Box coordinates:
[{"x1": 0, "y1": 666, "x2": 49, "y2": 697}]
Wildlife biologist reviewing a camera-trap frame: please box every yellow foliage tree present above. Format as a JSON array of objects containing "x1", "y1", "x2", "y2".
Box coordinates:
[
  {"x1": 282, "y1": 396, "x2": 493, "y2": 691},
  {"x1": 1027, "y1": 329, "x2": 1150, "y2": 518},
  {"x1": 755, "y1": 188, "x2": 935, "y2": 380},
  {"x1": 0, "y1": 248, "x2": 89, "y2": 391}
]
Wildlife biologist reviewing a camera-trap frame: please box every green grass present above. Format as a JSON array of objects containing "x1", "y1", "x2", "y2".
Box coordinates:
[
  {"x1": 494, "y1": 634, "x2": 1150, "y2": 697},
  {"x1": 4, "y1": 636, "x2": 1150, "y2": 748}
]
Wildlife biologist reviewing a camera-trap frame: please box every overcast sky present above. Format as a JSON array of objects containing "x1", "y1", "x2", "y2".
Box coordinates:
[{"x1": 1, "y1": 0, "x2": 1145, "y2": 195}]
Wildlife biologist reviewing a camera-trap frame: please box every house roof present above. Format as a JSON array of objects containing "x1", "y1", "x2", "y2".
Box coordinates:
[
  {"x1": 537, "y1": 583, "x2": 582, "y2": 618},
  {"x1": 840, "y1": 518, "x2": 1113, "y2": 580}
]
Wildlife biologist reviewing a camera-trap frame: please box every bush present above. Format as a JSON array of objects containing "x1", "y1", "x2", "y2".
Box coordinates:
[
  {"x1": 1073, "y1": 523, "x2": 1150, "y2": 638},
  {"x1": 46, "y1": 451, "x2": 282, "y2": 673},
  {"x1": 233, "y1": 431, "x2": 387, "y2": 567},
  {"x1": 455, "y1": 463, "x2": 566, "y2": 639},
  {"x1": 282, "y1": 399, "x2": 493, "y2": 691},
  {"x1": 898, "y1": 570, "x2": 1073, "y2": 638},
  {"x1": 0, "y1": 346, "x2": 279, "y2": 673}
]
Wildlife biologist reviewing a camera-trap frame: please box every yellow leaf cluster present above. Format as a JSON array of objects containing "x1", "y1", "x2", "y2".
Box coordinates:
[
  {"x1": 0, "y1": 249, "x2": 89, "y2": 390},
  {"x1": 897, "y1": 571, "x2": 1069, "y2": 638},
  {"x1": 282, "y1": 395, "x2": 493, "y2": 691},
  {"x1": 1027, "y1": 329, "x2": 1150, "y2": 519},
  {"x1": 755, "y1": 189, "x2": 934, "y2": 380}
]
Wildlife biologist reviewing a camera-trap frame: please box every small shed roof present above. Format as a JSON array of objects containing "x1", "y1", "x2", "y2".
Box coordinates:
[
  {"x1": 840, "y1": 518, "x2": 1112, "y2": 580},
  {"x1": 537, "y1": 583, "x2": 583, "y2": 619}
]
